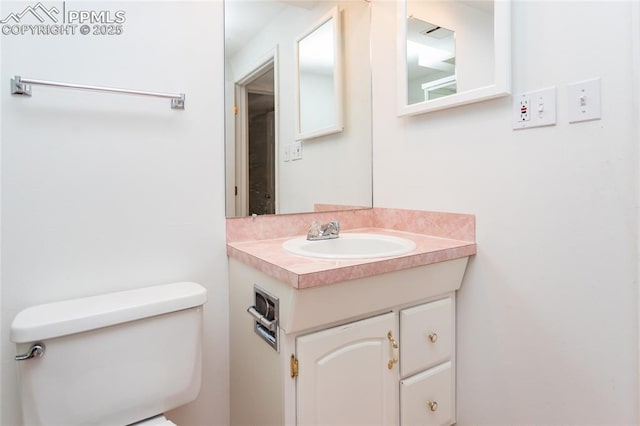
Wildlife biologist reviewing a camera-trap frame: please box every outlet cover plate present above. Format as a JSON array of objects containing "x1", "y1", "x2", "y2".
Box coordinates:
[{"x1": 513, "y1": 87, "x2": 557, "y2": 130}]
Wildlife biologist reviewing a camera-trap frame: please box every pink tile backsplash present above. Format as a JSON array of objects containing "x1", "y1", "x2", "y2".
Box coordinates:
[
  {"x1": 226, "y1": 208, "x2": 476, "y2": 288},
  {"x1": 225, "y1": 209, "x2": 375, "y2": 242},
  {"x1": 372, "y1": 208, "x2": 475, "y2": 242},
  {"x1": 314, "y1": 204, "x2": 371, "y2": 212}
]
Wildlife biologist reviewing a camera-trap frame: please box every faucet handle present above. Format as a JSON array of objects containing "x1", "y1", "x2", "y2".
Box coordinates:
[
  {"x1": 307, "y1": 220, "x2": 340, "y2": 240},
  {"x1": 322, "y1": 220, "x2": 340, "y2": 237},
  {"x1": 307, "y1": 221, "x2": 322, "y2": 239}
]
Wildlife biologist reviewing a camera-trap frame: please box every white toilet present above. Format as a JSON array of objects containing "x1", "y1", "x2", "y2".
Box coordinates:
[{"x1": 10, "y1": 281, "x2": 207, "y2": 426}]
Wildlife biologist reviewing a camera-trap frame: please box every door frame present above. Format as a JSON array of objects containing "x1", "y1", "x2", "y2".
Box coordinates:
[{"x1": 233, "y1": 47, "x2": 280, "y2": 216}]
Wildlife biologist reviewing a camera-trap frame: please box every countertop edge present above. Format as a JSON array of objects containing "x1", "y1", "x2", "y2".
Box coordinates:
[{"x1": 227, "y1": 239, "x2": 476, "y2": 289}]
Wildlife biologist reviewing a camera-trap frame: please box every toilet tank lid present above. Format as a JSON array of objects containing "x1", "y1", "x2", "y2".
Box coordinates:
[{"x1": 10, "y1": 282, "x2": 207, "y2": 343}]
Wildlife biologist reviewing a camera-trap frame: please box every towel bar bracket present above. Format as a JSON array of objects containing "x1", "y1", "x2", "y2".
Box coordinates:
[
  {"x1": 11, "y1": 76, "x2": 31, "y2": 97},
  {"x1": 171, "y1": 94, "x2": 185, "y2": 110}
]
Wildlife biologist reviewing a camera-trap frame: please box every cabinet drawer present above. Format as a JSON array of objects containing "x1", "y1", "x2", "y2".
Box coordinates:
[
  {"x1": 400, "y1": 297, "x2": 453, "y2": 377},
  {"x1": 400, "y1": 361, "x2": 454, "y2": 426}
]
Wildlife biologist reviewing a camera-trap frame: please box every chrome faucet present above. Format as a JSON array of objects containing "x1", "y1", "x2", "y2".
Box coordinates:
[{"x1": 307, "y1": 220, "x2": 340, "y2": 241}]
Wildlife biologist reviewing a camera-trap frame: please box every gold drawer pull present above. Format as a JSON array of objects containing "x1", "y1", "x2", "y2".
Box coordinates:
[
  {"x1": 427, "y1": 401, "x2": 438, "y2": 412},
  {"x1": 387, "y1": 331, "x2": 399, "y2": 370},
  {"x1": 428, "y1": 333, "x2": 438, "y2": 343}
]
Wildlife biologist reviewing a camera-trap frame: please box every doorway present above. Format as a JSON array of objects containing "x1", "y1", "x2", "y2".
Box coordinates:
[{"x1": 234, "y1": 60, "x2": 277, "y2": 216}]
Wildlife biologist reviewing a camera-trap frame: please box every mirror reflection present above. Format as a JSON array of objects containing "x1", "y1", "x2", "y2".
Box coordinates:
[
  {"x1": 225, "y1": 1, "x2": 372, "y2": 218},
  {"x1": 398, "y1": 0, "x2": 510, "y2": 116},
  {"x1": 406, "y1": 18, "x2": 456, "y2": 104},
  {"x1": 296, "y1": 9, "x2": 342, "y2": 139}
]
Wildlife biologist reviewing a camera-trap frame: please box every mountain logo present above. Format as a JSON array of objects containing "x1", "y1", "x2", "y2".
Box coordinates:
[{"x1": 0, "y1": 3, "x2": 60, "y2": 24}]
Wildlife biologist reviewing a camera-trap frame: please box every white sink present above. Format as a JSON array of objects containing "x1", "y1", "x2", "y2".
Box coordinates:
[{"x1": 282, "y1": 233, "x2": 417, "y2": 260}]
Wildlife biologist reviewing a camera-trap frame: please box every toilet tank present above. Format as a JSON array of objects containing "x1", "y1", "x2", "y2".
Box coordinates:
[{"x1": 10, "y1": 282, "x2": 207, "y2": 426}]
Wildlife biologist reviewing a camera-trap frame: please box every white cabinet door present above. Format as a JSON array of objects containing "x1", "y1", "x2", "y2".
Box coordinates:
[{"x1": 296, "y1": 312, "x2": 398, "y2": 426}]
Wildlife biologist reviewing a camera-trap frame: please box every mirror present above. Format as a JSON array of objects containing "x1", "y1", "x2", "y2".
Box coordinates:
[
  {"x1": 397, "y1": 0, "x2": 511, "y2": 116},
  {"x1": 225, "y1": 1, "x2": 372, "y2": 217},
  {"x1": 406, "y1": 18, "x2": 456, "y2": 103},
  {"x1": 296, "y1": 6, "x2": 343, "y2": 140}
]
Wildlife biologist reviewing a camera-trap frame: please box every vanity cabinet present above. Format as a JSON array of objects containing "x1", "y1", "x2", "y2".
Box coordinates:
[
  {"x1": 229, "y1": 256, "x2": 467, "y2": 426},
  {"x1": 295, "y1": 297, "x2": 455, "y2": 426}
]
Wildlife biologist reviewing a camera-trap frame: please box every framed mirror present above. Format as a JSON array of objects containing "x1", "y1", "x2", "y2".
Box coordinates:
[
  {"x1": 224, "y1": 1, "x2": 372, "y2": 218},
  {"x1": 397, "y1": 0, "x2": 511, "y2": 116},
  {"x1": 295, "y1": 6, "x2": 343, "y2": 140}
]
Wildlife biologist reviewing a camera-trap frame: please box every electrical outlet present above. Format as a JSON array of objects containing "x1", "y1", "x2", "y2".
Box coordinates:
[
  {"x1": 291, "y1": 141, "x2": 302, "y2": 160},
  {"x1": 513, "y1": 87, "x2": 557, "y2": 130},
  {"x1": 519, "y1": 95, "x2": 530, "y2": 122}
]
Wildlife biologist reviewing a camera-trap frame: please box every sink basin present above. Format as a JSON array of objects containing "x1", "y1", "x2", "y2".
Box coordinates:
[{"x1": 282, "y1": 233, "x2": 417, "y2": 259}]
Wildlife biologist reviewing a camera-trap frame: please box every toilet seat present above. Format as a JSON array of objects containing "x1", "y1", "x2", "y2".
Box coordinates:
[{"x1": 130, "y1": 415, "x2": 177, "y2": 426}]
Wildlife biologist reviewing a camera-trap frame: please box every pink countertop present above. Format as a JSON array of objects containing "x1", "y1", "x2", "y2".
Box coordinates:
[{"x1": 226, "y1": 208, "x2": 476, "y2": 289}]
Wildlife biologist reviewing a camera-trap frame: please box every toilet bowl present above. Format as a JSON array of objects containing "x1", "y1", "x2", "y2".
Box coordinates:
[{"x1": 11, "y1": 282, "x2": 207, "y2": 426}]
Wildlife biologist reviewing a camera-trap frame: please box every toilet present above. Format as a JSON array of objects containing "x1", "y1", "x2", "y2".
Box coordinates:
[{"x1": 10, "y1": 281, "x2": 207, "y2": 426}]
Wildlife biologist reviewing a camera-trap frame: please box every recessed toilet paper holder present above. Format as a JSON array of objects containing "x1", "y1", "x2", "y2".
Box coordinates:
[{"x1": 247, "y1": 285, "x2": 279, "y2": 351}]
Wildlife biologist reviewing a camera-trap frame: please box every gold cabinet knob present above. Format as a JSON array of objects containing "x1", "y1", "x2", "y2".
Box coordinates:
[
  {"x1": 387, "y1": 331, "x2": 399, "y2": 369},
  {"x1": 428, "y1": 333, "x2": 438, "y2": 343},
  {"x1": 427, "y1": 401, "x2": 438, "y2": 412}
]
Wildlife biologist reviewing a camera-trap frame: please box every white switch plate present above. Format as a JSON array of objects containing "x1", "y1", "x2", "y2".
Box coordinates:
[
  {"x1": 283, "y1": 144, "x2": 290, "y2": 162},
  {"x1": 568, "y1": 77, "x2": 601, "y2": 123},
  {"x1": 513, "y1": 87, "x2": 557, "y2": 130},
  {"x1": 291, "y1": 141, "x2": 302, "y2": 160}
]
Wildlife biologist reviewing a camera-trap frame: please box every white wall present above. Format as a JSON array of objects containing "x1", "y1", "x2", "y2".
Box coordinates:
[
  {"x1": 0, "y1": 2, "x2": 228, "y2": 425},
  {"x1": 373, "y1": 0, "x2": 638, "y2": 424}
]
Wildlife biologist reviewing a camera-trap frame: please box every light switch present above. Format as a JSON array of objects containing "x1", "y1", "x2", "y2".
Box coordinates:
[
  {"x1": 568, "y1": 77, "x2": 601, "y2": 123},
  {"x1": 291, "y1": 141, "x2": 302, "y2": 160}
]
